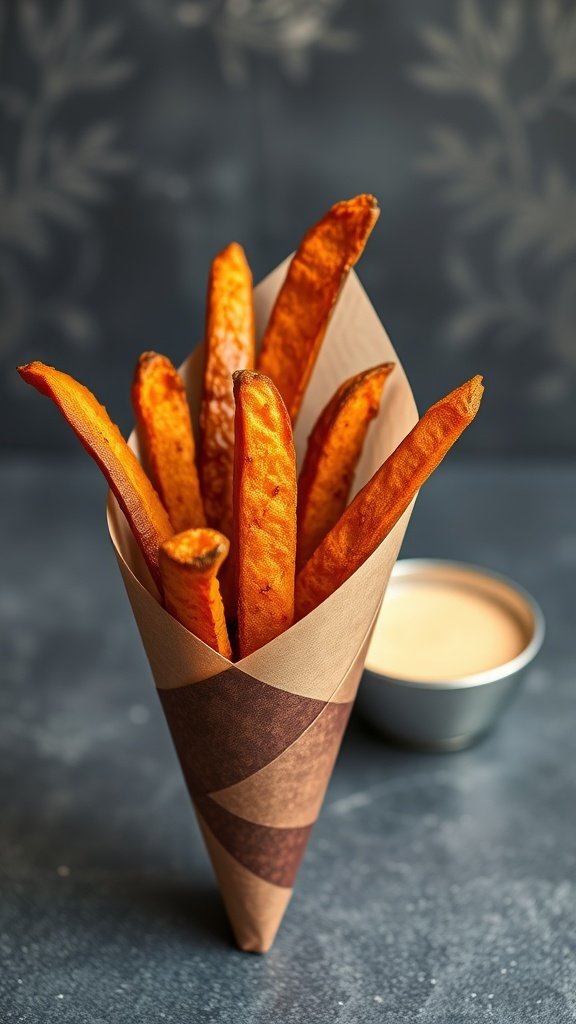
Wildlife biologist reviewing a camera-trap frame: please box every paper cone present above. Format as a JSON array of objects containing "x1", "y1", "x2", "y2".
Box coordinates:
[{"x1": 107, "y1": 259, "x2": 418, "y2": 952}]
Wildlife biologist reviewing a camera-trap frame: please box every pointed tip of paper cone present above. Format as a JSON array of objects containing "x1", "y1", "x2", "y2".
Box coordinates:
[
  {"x1": 232, "y1": 897, "x2": 291, "y2": 955},
  {"x1": 198, "y1": 812, "x2": 293, "y2": 954}
]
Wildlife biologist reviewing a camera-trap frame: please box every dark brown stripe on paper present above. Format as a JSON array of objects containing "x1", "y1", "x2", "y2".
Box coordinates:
[
  {"x1": 195, "y1": 793, "x2": 313, "y2": 888},
  {"x1": 211, "y1": 700, "x2": 353, "y2": 828},
  {"x1": 159, "y1": 666, "x2": 327, "y2": 794}
]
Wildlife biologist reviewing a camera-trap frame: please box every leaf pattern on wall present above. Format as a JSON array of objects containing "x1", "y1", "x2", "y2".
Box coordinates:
[
  {"x1": 0, "y1": 0, "x2": 134, "y2": 351},
  {"x1": 410, "y1": 0, "x2": 576, "y2": 401},
  {"x1": 168, "y1": 0, "x2": 357, "y2": 83},
  {"x1": 2, "y1": 0, "x2": 573, "y2": 452}
]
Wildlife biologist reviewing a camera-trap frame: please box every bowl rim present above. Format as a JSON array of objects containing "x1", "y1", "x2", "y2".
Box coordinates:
[{"x1": 364, "y1": 558, "x2": 545, "y2": 691}]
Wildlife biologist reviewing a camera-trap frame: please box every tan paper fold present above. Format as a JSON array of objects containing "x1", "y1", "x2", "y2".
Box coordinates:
[{"x1": 107, "y1": 260, "x2": 418, "y2": 953}]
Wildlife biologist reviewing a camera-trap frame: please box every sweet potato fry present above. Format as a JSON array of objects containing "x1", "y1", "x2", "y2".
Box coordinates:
[
  {"x1": 233, "y1": 370, "x2": 297, "y2": 658},
  {"x1": 132, "y1": 352, "x2": 205, "y2": 532},
  {"x1": 200, "y1": 242, "x2": 255, "y2": 539},
  {"x1": 257, "y1": 195, "x2": 380, "y2": 423},
  {"x1": 159, "y1": 529, "x2": 232, "y2": 658},
  {"x1": 296, "y1": 362, "x2": 394, "y2": 572},
  {"x1": 17, "y1": 361, "x2": 173, "y2": 592},
  {"x1": 295, "y1": 376, "x2": 484, "y2": 620}
]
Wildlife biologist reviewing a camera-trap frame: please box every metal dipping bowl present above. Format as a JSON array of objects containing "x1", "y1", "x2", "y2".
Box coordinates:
[{"x1": 357, "y1": 559, "x2": 545, "y2": 751}]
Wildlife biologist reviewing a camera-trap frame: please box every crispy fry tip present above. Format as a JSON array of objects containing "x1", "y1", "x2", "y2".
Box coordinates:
[
  {"x1": 161, "y1": 528, "x2": 230, "y2": 570},
  {"x1": 337, "y1": 193, "x2": 379, "y2": 210},
  {"x1": 468, "y1": 374, "x2": 484, "y2": 413},
  {"x1": 218, "y1": 241, "x2": 244, "y2": 260},
  {"x1": 18, "y1": 361, "x2": 49, "y2": 389},
  {"x1": 133, "y1": 351, "x2": 163, "y2": 377},
  {"x1": 233, "y1": 368, "x2": 264, "y2": 389},
  {"x1": 159, "y1": 527, "x2": 232, "y2": 657}
]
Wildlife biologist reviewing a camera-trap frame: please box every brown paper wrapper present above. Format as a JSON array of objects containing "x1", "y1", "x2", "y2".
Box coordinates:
[{"x1": 107, "y1": 259, "x2": 418, "y2": 953}]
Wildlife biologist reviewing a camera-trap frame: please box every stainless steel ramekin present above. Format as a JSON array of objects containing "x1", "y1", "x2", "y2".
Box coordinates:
[{"x1": 357, "y1": 559, "x2": 545, "y2": 751}]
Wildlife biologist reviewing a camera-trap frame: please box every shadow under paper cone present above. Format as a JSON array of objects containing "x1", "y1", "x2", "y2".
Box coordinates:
[{"x1": 107, "y1": 262, "x2": 418, "y2": 952}]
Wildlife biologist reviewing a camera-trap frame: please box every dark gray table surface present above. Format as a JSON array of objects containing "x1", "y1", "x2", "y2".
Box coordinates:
[{"x1": 1, "y1": 457, "x2": 574, "y2": 1024}]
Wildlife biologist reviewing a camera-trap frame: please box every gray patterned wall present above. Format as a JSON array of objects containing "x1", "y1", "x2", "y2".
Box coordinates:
[{"x1": 2, "y1": 0, "x2": 575, "y2": 455}]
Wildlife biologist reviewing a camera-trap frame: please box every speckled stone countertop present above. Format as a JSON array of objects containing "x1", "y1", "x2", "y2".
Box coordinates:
[{"x1": 1, "y1": 458, "x2": 575, "y2": 1023}]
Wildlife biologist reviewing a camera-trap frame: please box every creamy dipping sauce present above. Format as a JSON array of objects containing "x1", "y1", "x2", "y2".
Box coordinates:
[{"x1": 367, "y1": 577, "x2": 528, "y2": 683}]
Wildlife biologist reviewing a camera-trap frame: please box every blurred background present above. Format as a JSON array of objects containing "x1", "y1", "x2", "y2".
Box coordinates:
[{"x1": 2, "y1": 0, "x2": 575, "y2": 455}]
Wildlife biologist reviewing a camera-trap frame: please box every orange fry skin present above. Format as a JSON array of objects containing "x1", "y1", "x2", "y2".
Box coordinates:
[
  {"x1": 17, "y1": 361, "x2": 173, "y2": 592},
  {"x1": 295, "y1": 376, "x2": 484, "y2": 621},
  {"x1": 132, "y1": 351, "x2": 205, "y2": 532},
  {"x1": 257, "y1": 195, "x2": 380, "y2": 423},
  {"x1": 200, "y1": 242, "x2": 255, "y2": 540},
  {"x1": 296, "y1": 362, "x2": 395, "y2": 572},
  {"x1": 233, "y1": 370, "x2": 297, "y2": 659},
  {"x1": 159, "y1": 529, "x2": 232, "y2": 658}
]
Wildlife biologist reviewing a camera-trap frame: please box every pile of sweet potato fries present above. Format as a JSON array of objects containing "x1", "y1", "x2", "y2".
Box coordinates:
[{"x1": 18, "y1": 195, "x2": 483, "y2": 661}]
